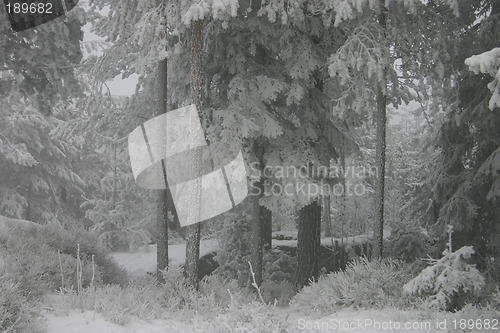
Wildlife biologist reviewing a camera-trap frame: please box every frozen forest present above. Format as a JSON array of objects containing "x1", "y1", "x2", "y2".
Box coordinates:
[{"x1": 1, "y1": 0, "x2": 500, "y2": 332}]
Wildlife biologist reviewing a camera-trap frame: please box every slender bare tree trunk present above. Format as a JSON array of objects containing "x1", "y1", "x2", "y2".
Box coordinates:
[
  {"x1": 184, "y1": 18, "x2": 204, "y2": 290},
  {"x1": 339, "y1": 137, "x2": 346, "y2": 242},
  {"x1": 156, "y1": 58, "x2": 170, "y2": 284},
  {"x1": 250, "y1": 142, "x2": 265, "y2": 286},
  {"x1": 262, "y1": 207, "x2": 272, "y2": 249},
  {"x1": 250, "y1": 180, "x2": 264, "y2": 286},
  {"x1": 372, "y1": 0, "x2": 387, "y2": 259},
  {"x1": 322, "y1": 195, "x2": 332, "y2": 237}
]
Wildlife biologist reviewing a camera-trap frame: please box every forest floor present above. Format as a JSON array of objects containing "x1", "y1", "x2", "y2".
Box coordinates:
[
  {"x1": 42, "y1": 235, "x2": 470, "y2": 333},
  {"x1": 42, "y1": 306, "x2": 451, "y2": 332}
]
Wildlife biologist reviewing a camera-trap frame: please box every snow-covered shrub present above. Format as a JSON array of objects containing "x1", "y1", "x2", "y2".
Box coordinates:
[
  {"x1": 160, "y1": 266, "x2": 245, "y2": 316},
  {"x1": 403, "y1": 245, "x2": 485, "y2": 311},
  {"x1": 37, "y1": 226, "x2": 127, "y2": 286},
  {"x1": 0, "y1": 223, "x2": 127, "y2": 297},
  {"x1": 263, "y1": 248, "x2": 297, "y2": 283},
  {"x1": 385, "y1": 223, "x2": 432, "y2": 263},
  {"x1": 260, "y1": 280, "x2": 295, "y2": 306},
  {"x1": 46, "y1": 275, "x2": 170, "y2": 325},
  {"x1": 207, "y1": 300, "x2": 284, "y2": 333},
  {"x1": 46, "y1": 268, "x2": 255, "y2": 325},
  {"x1": 0, "y1": 231, "x2": 101, "y2": 297},
  {"x1": 292, "y1": 258, "x2": 412, "y2": 315},
  {"x1": 213, "y1": 212, "x2": 252, "y2": 286},
  {"x1": 200, "y1": 274, "x2": 253, "y2": 309},
  {"x1": 0, "y1": 279, "x2": 43, "y2": 333}
]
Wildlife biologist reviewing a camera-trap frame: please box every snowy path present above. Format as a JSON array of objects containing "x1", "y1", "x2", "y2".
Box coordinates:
[{"x1": 110, "y1": 239, "x2": 220, "y2": 274}]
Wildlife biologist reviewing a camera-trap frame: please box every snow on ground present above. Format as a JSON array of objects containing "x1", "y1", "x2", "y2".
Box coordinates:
[
  {"x1": 44, "y1": 308, "x2": 448, "y2": 333},
  {"x1": 50, "y1": 231, "x2": 425, "y2": 333},
  {"x1": 43, "y1": 310, "x2": 197, "y2": 333},
  {"x1": 110, "y1": 239, "x2": 219, "y2": 274},
  {"x1": 272, "y1": 229, "x2": 392, "y2": 249}
]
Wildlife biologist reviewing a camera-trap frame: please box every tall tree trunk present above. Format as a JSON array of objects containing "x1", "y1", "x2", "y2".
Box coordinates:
[
  {"x1": 372, "y1": 0, "x2": 387, "y2": 259},
  {"x1": 250, "y1": 142, "x2": 265, "y2": 286},
  {"x1": 156, "y1": 58, "x2": 170, "y2": 284},
  {"x1": 322, "y1": 195, "x2": 332, "y2": 237},
  {"x1": 249, "y1": 0, "x2": 269, "y2": 284},
  {"x1": 339, "y1": 137, "x2": 346, "y2": 245},
  {"x1": 156, "y1": 189, "x2": 169, "y2": 283},
  {"x1": 295, "y1": 200, "x2": 321, "y2": 288},
  {"x1": 250, "y1": 179, "x2": 263, "y2": 286},
  {"x1": 295, "y1": 68, "x2": 324, "y2": 288},
  {"x1": 112, "y1": 142, "x2": 117, "y2": 209},
  {"x1": 184, "y1": 18, "x2": 204, "y2": 290},
  {"x1": 262, "y1": 207, "x2": 272, "y2": 249}
]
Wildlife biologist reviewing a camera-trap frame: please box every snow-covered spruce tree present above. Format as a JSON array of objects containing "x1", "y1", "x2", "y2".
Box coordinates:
[
  {"x1": 78, "y1": 100, "x2": 156, "y2": 250},
  {"x1": 0, "y1": 4, "x2": 85, "y2": 116},
  {"x1": 0, "y1": 93, "x2": 87, "y2": 225},
  {"x1": 317, "y1": 0, "x2": 465, "y2": 257},
  {"x1": 0, "y1": 4, "x2": 88, "y2": 225},
  {"x1": 426, "y1": 1, "x2": 500, "y2": 275},
  {"x1": 403, "y1": 226, "x2": 485, "y2": 311}
]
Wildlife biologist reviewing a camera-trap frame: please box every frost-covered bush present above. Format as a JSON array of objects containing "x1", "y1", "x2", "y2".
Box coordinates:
[
  {"x1": 205, "y1": 300, "x2": 284, "y2": 333},
  {"x1": 385, "y1": 223, "x2": 432, "y2": 263},
  {"x1": 199, "y1": 274, "x2": 253, "y2": 309},
  {"x1": 260, "y1": 250, "x2": 297, "y2": 305},
  {"x1": 403, "y1": 245, "x2": 485, "y2": 311},
  {"x1": 0, "y1": 223, "x2": 126, "y2": 297},
  {"x1": 0, "y1": 279, "x2": 43, "y2": 333},
  {"x1": 261, "y1": 280, "x2": 295, "y2": 306},
  {"x1": 46, "y1": 275, "x2": 169, "y2": 325},
  {"x1": 263, "y1": 249, "x2": 297, "y2": 283},
  {"x1": 46, "y1": 266, "x2": 255, "y2": 325},
  {"x1": 213, "y1": 213, "x2": 252, "y2": 285},
  {"x1": 0, "y1": 232, "x2": 101, "y2": 297},
  {"x1": 292, "y1": 258, "x2": 412, "y2": 315},
  {"x1": 36, "y1": 225, "x2": 127, "y2": 286}
]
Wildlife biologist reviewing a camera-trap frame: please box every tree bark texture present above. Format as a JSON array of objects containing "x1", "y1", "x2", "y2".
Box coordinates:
[
  {"x1": 262, "y1": 207, "x2": 272, "y2": 249},
  {"x1": 156, "y1": 58, "x2": 170, "y2": 284},
  {"x1": 295, "y1": 200, "x2": 321, "y2": 288},
  {"x1": 184, "y1": 18, "x2": 204, "y2": 291},
  {"x1": 372, "y1": 0, "x2": 387, "y2": 259}
]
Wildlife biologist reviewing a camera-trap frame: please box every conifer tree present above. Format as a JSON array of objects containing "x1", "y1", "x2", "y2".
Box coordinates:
[{"x1": 0, "y1": 5, "x2": 87, "y2": 225}]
